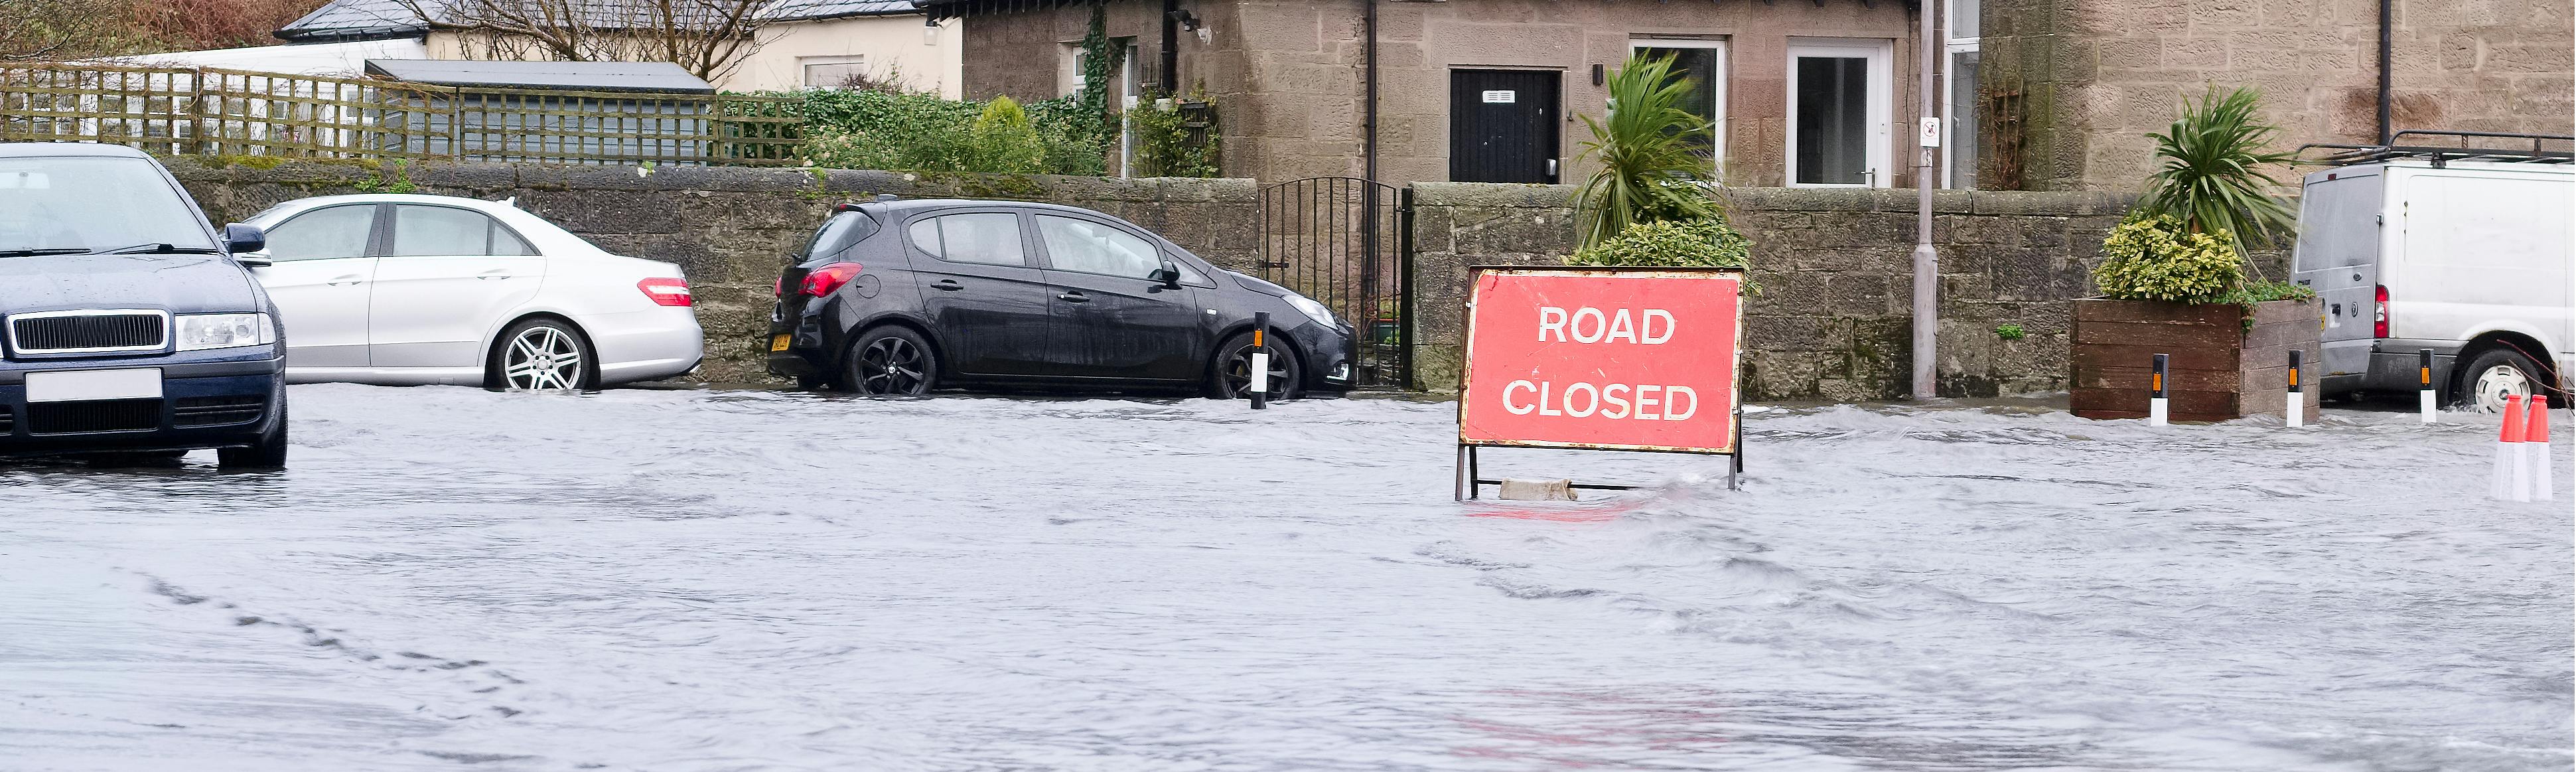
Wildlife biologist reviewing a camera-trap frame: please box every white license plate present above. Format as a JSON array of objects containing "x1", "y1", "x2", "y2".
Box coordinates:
[{"x1": 25, "y1": 368, "x2": 163, "y2": 403}]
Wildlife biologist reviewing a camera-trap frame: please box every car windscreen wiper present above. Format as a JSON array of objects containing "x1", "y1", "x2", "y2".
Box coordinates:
[
  {"x1": 91, "y1": 242, "x2": 224, "y2": 255},
  {"x1": 0, "y1": 248, "x2": 91, "y2": 258}
]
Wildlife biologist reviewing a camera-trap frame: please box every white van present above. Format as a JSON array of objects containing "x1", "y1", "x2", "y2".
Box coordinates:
[{"x1": 2291, "y1": 141, "x2": 2573, "y2": 412}]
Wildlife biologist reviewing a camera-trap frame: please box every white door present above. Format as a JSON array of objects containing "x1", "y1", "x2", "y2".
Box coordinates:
[
  {"x1": 1786, "y1": 38, "x2": 1893, "y2": 188},
  {"x1": 250, "y1": 203, "x2": 379, "y2": 368},
  {"x1": 368, "y1": 204, "x2": 544, "y2": 369}
]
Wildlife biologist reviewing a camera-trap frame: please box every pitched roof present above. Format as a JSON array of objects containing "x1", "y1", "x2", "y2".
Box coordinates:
[
  {"x1": 276, "y1": 0, "x2": 919, "y2": 42},
  {"x1": 363, "y1": 58, "x2": 717, "y2": 92}
]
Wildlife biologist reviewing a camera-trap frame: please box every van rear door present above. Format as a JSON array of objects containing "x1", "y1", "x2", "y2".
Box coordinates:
[{"x1": 2291, "y1": 169, "x2": 2384, "y2": 383}]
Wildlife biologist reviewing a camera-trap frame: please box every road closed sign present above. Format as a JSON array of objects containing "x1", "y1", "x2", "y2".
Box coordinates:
[{"x1": 1457, "y1": 266, "x2": 1744, "y2": 455}]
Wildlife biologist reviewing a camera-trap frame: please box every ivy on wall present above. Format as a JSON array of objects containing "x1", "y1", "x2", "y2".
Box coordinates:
[{"x1": 1127, "y1": 92, "x2": 1220, "y2": 178}]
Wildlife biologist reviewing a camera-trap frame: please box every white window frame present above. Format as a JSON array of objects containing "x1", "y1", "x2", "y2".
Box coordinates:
[
  {"x1": 1784, "y1": 37, "x2": 1894, "y2": 189},
  {"x1": 1942, "y1": 0, "x2": 1981, "y2": 189},
  {"x1": 1628, "y1": 37, "x2": 1729, "y2": 178},
  {"x1": 800, "y1": 55, "x2": 869, "y2": 90}
]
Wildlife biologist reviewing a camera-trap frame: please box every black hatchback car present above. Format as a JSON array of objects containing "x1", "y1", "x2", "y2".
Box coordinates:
[
  {"x1": 767, "y1": 199, "x2": 1356, "y2": 398},
  {"x1": 0, "y1": 143, "x2": 287, "y2": 467}
]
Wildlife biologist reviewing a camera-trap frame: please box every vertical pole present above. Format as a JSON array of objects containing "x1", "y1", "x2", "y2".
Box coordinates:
[
  {"x1": 1250, "y1": 311, "x2": 1271, "y2": 410},
  {"x1": 2376, "y1": 0, "x2": 2393, "y2": 145},
  {"x1": 1466, "y1": 445, "x2": 1480, "y2": 500},
  {"x1": 1910, "y1": 0, "x2": 1940, "y2": 400},
  {"x1": 1454, "y1": 444, "x2": 1468, "y2": 501},
  {"x1": 2419, "y1": 348, "x2": 2437, "y2": 422},
  {"x1": 2286, "y1": 349, "x2": 2305, "y2": 428},
  {"x1": 2149, "y1": 352, "x2": 2170, "y2": 426},
  {"x1": 1362, "y1": 0, "x2": 1380, "y2": 184}
]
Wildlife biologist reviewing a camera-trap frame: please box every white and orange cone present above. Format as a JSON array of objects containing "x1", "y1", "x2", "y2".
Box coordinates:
[
  {"x1": 2492, "y1": 394, "x2": 2528, "y2": 501},
  {"x1": 2528, "y1": 396, "x2": 2552, "y2": 502}
]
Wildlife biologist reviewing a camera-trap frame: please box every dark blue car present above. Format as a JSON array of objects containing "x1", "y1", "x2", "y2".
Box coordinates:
[{"x1": 0, "y1": 143, "x2": 288, "y2": 467}]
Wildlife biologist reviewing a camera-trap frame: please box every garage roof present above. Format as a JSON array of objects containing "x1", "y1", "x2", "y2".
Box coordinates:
[{"x1": 363, "y1": 59, "x2": 717, "y2": 93}]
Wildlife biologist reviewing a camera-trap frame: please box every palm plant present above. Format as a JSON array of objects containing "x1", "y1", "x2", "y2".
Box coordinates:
[
  {"x1": 1574, "y1": 53, "x2": 1719, "y2": 250},
  {"x1": 2133, "y1": 87, "x2": 2298, "y2": 270}
]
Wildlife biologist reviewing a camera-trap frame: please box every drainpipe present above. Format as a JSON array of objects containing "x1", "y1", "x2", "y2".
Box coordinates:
[
  {"x1": 1163, "y1": 0, "x2": 1180, "y2": 92},
  {"x1": 1363, "y1": 0, "x2": 1380, "y2": 182},
  {"x1": 1910, "y1": 0, "x2": 1938, "y2": 400},
  {"x1": 2376, "y1": 0, "x2": 2392, "y2": 144}
]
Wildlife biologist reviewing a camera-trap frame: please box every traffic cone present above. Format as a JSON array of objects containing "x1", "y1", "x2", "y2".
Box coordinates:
[
  {"x1": 2491, "y1": 394, "x2": 2527, "y2": 501},
  {"x1": 2529, "y1": 396, "x2": 2553, "y2": 502}
]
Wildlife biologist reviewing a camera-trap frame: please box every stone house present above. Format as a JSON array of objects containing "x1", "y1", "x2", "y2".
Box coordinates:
[
  {"x1": 924, "y1": 0, "x2": 1966, "y2": 190},
  {"x1": 273, "y1": 0, "x2": 968, "y2": 96}
]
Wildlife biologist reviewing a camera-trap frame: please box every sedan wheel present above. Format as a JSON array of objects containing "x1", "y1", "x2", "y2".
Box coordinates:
[
  {"x1": 491, "y1": 319, "x2": 595, "y2": 390},
  {"x1": 845, "y1": 327, "x2": 937, "y2": 396},
  {"x1": 1209, "y1": 331, "x2": 1301, "y2": 400}
]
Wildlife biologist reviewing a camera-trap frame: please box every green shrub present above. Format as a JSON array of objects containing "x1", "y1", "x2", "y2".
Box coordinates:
[
  {"x1": 969, "y1": 96, "x2": 1046, "y2": 174},
  {"x1": 2092, "y1": 215, "x2": 2242, "y2": 305},
  {"x1": 1567, "y1": 218, "x2": 1751, "y2": 270},
  {"x1": 785, "y1": 88, "x2": 1104, "y2": 175},
  {"x1": 1995, "y1": 324, "x2": 2027, "y2": 341},
  {"x1": 1128, "y1": 94, "x2": 1220, "y2": 178}
]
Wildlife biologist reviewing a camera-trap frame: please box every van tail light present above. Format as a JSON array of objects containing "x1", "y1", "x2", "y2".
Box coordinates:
[
  {"x1": 637, "y1": 277, "x2": 693, "y2": 307},
  {"x1": 2374, "y1": 284, "x2": 2389, "y2": 339},
  {"x1": 800, "y1": 262, "x2": 863, "y2": 297}
]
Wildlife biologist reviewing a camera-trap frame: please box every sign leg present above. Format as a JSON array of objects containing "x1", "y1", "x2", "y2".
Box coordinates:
[
  {"x1": 1466, "y1": 445, "x2": 1481, "y2": 501},
  {"x1": 1453, "y1": 444, "x2": 1467, "y2": 501}
]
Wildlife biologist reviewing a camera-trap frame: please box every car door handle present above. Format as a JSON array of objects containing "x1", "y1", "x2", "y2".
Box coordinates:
[
  {"x1": 1057, "y1": 291, "x2": 1090, "y2": 303},
  {"x1": 476, "y1": 269, "x2": 511, "y2": 280},
  {"x1": 931, "y1": 279, "x2": 964, "y2": 291},
  {"x1": 326, "y1": 274, "x2": 364, "y2": 286}
]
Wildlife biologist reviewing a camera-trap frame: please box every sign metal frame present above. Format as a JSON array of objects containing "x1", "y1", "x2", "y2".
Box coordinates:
[{"x1": 1453, "y1": 265, "x2": 1747, "y2": 499}]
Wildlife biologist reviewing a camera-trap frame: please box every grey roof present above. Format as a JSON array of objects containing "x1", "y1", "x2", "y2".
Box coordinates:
[
  {"x1": 277, "y1": 0, "x2": 918, "y2": 42},
  {"x1": 363, "y1": 58, "x2": 716, "y2": 93}
]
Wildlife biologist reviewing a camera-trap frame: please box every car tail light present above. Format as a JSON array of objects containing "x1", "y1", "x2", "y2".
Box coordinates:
[
  {"x1": 2374, "y1": 284, "x2": 2389, "y2": 339},
  {"x1": 638, "y1": 277, "x2": 693, "y2": 307},
  {"x1": 800, "y1": 262, "x2": 863, "y2": 297},
  {"x1": 773, "y1": 277, "x2": 784, "y2": 297}
]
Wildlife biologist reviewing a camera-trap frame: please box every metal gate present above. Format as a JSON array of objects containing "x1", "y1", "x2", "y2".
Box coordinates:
[{"x1": 1257, "y1": 177, "x2": 1411, "y2": 388}]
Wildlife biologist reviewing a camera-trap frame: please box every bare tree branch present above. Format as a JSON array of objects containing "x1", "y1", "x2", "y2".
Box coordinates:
[{"x1": 389, "y1": 0, "x2": 774, "y2": 82}]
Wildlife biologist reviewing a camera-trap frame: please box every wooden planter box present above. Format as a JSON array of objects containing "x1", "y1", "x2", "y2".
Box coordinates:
[{"x1": 2071, "y1": 299, "x2": 2321, "y2": 423}]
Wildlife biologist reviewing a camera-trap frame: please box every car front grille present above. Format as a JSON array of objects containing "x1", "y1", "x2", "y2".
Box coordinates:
[
  {"x1": 25, "y1": 398, "x2": 162, "y2": 435},
  {"x1": 0, "y1": 406, "x2": 13, "y2": 434},
  {"x1": 172, "y1": 395, "x2": 265, "y2": 427},
  {"x1": 9, "y1": 311, "x2": 168, "y2": 354}
]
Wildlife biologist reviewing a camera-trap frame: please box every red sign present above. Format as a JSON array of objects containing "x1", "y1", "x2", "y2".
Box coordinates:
[{"x1": 1457, "y1": 267, "x2": 1744, "y2": 454}]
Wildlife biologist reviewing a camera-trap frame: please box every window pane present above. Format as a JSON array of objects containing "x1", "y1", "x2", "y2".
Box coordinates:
[
  {"x1": 907, "y1": 218, "x2": 943, "y2": 258},
  {"x1": 1794, "y1": 56, "x2": 1871, "y2": 185},
  {"x1": 1950, "y1": 0, "x2": 1980, "y2": 40},
  {"x1": 934, "y1": 213, "x2": 1026, "y2": 266},
  {"x1": 264, "y1": 205, "x2": 374, "y2": 262},
  {"x1": 1035, "y1": 215, "x2": 1161, "y2": 279},
  {"x1": 1636, "y1": 46, "x2": 1719, "y2": 152},
  {"x1": 1948, "y1": 50, "x2": 1981, "y2": 189},
  {"x1": 490, "y1": 223, "x2": 536, "y2": 256},
  {"x1": 392, "y1": 206, "x2": 496, "y2": 256}
]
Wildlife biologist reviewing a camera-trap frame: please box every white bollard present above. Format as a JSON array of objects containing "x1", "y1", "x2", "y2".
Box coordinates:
[
  {"x1": 1250, "y1": 350, "x2": 1270, "y2": 395},
  {"x1": 2418, "y1": 349, "x2": 2438, "y2": 424}
]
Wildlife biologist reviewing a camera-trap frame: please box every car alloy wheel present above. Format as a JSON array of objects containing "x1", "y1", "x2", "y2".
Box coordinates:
[
  {"x1": 503, "y1": 324, "x2": 587, "y2": 390},
  {"x1": 1214, "y1": 332, "x2": 1299, "y2": 400},
  {"x1": 857, "y1": 336, "x2": 928, "y2": 395}
]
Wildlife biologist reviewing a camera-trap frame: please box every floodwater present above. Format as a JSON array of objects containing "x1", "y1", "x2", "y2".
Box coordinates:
[{"x1": 1, "y1": 385, "x2": 2567, "y2": 771}]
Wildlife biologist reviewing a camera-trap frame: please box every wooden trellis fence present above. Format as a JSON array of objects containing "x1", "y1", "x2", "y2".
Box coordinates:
[{"x1": 0, "y1": 62, "x2": 802, "y2": 166}]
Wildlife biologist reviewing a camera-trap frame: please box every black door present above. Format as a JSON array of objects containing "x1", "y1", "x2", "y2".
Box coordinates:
[
  {"x1": 1028, "y1": 213, "x2": 1209, "y2": 382},
  {"x1": 1450, "y1": 69, "x2": 1561, "y2": 183},
  {"x1": 902, "y1": 210, "x2": 1054, "y2": 377}
]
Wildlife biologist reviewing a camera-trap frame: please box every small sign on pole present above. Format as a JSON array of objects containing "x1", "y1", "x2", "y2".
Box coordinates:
[{"x1": 1455, "y1": 266, "x2": 1746, "y2": 499}]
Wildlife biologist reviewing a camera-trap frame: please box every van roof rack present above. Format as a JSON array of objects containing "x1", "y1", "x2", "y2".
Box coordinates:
[{"x1": 2298, "y1": 129, "x2": 2574, "y2": 168}]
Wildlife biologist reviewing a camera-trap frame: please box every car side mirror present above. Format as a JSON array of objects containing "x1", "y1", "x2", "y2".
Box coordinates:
[
  {"x1": 224, "y1": 223, "x2": 267, "y2": 258},
  {"x1": 1150, "y1": 260, "x2": 1182, "y2": 289}
]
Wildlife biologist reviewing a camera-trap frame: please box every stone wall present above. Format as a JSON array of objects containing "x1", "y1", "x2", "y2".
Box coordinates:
[
  {"x1": 1985, "y1": 0, "x2": 2574, "y2": 192},
  {"x1": 167, "y1": 159, "x2": 1259, "y2": 384},
  {"x1": 1407, "y1": 183, "x2": 2131, "y2": 401}
]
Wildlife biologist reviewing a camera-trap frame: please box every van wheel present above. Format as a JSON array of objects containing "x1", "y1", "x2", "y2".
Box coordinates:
[{"x1": 2454, "y1": 348, "x2": 2553, "y2": 413}]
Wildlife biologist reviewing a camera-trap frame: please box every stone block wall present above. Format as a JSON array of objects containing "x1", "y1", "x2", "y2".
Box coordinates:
[
  {"x1": 1985, "y1": 0, "x2": 2574, "y2": 192},
  {"x1": 1407, "y1": 182, "x2": 2131, "y2": 401},
  {"x1": 167, "y1": 159, "x2": 1258, "y2": 384}
]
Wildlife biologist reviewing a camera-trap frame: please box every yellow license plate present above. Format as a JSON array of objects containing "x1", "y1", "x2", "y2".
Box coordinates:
[{"x1": 770, "y1": 335, "x2": 792, "y2": 352}]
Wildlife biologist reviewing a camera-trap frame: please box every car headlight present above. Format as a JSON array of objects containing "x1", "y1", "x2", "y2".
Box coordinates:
[
  {"x1": 1284, "y1": 293, "x2": 1340, "y2": 328},
  {"x1": 175, "y1": 313, "x2": 275, "y2": 351}
]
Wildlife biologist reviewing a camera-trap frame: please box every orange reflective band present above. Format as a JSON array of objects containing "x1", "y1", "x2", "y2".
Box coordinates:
[
  {"x1": 2151, "y1": 373, "x2": 2163, "y2": 391},
  {"x1": 2289, "y1": 367, "x2": 2299, "y2": 386},
  {"x1": 1253, "y1": 329, "x2": 1264, "y2": 347},
  {"x1": 2421, "y1": 367, "x2": 2431, "y2": 384}
]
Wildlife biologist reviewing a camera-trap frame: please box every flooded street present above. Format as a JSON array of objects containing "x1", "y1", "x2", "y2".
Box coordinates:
[{"x1": 1, "y1": 385, "x2": 2567, "y2": 771}]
